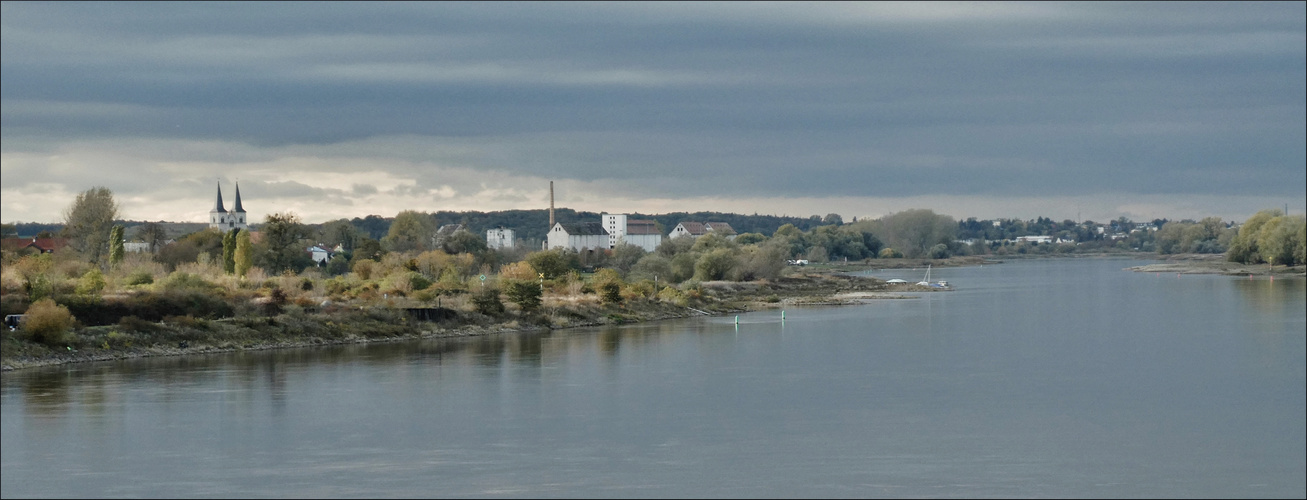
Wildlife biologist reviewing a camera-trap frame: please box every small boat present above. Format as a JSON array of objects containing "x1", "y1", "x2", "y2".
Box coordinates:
[
  {"x1": 916, "y1": 265, "x2": 932, "y2": 286},
  {"x1": 886, "y1": 279, "x2": 907, "y2": 284}
]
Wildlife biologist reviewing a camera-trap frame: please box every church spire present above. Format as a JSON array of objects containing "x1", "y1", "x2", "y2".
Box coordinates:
[
  {"x1": 213, "y1": 181, "x2": 227, "y2": 213},
  {"x1": 232, "y1": 182, "x2": 245, "y2": 213}
]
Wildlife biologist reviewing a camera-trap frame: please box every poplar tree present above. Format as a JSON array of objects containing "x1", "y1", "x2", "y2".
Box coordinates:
[
  {"x1": 109, "y1": 225, "x2": 125, "y2": 268},
  {"x1": 234, "y1": 230, "x2": 253, "y2": 278},
  {"x1": 222, "y1": 228, "x2": 239, "y2": 274}
]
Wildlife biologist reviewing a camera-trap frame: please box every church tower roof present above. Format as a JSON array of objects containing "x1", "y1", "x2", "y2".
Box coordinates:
[
  {"x1": 232, "y1": 182, "x2": 245, "y2": 213},
  {"x1": 212, "y1": 181, "x2": 227, "y2": 213}
]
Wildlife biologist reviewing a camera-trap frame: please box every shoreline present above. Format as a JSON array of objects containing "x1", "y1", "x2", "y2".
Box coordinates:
[
  {"x1": 1123, "y1": 253, "x2": 1306, "y2": 277},
  {"x1": 16, "y1": 253, "x2": 1293, "y2": 373},
  {"x1": 3, "y1": 271, "x2": 941, "y2": 372}
]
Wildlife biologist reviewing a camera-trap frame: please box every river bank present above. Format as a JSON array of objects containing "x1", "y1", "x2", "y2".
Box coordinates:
[
  {"x1": 2, "y1": 271, "x2": 939, "y2": 371},
  {"x1": 1124, "y1": 253, "x2": 1306, "y2": 277}
]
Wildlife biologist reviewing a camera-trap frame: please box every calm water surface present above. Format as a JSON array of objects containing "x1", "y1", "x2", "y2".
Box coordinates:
[{"x1": 2, "y1": 258, "x2": 1304, "y2": 498}]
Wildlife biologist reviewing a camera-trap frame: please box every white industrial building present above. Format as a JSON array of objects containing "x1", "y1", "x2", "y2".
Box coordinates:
[
  {"x1": 486, "y1": 228, "x2": 515, "y2": 250},
  {"x1": 547, "y1": 222, "x2": 609, "y2": 252},
  {"x1": 602, "y1": 213, "x2": 663, "y2": 252}
]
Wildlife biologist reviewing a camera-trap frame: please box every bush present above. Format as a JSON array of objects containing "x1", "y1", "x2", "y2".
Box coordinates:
[
  {"x1": 125, "y1": 270, "x2": 155, "y2": 286},
  {"x1": 23, "y1": 298, "x2": 76, "y2": 347},
  {"x1": 118, "y1": 315, "x2": 160, "y2": 333},
  {"x1": 928, "y1": 244, "x2": 950, "y2": 259},
  {"x1": 657, "y1": 286, "x2": 684, "y2": 304},
  {"x1": 471, "y1": 287, "x2": 505, "y2": 316},
  {"x1": 503, "y1": 280, "x2": 542, "y2": 312},
  {"x1": 413, "y1": 289, "x2": 438, "y2": 303},
  {"x1": 160, "y1": 272, "x2": 217, "y2": 291},
  {"x1": 599, "y1": 281, "x2": 623, "y2": 305},
  {"x1": 76, "y1": 269, "x2": 107, "y2": 295},
  {"x1": 407, "y1": 272, "x2": 433, "y2": 291}
]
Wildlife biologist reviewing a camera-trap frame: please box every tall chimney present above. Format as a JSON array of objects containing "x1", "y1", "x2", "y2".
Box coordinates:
[{"x1": 549, "y1": 181, "x2": 555, "y2": 227}]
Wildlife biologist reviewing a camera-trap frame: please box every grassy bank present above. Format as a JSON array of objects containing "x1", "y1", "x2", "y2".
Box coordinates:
[
  {"x1": 2, "y1": 271, "x2": 935, "y2": 371},
  {"x1": 1125, "y1": 253, "x2": 1306, "y2": 277}
]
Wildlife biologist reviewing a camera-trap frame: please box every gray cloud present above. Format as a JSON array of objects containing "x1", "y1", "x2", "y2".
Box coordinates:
[{"x1": 2, "y1": 2, "x2": 1303, "y2": 223}]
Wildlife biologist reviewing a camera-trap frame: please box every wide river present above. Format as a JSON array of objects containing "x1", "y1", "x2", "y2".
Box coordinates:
[{"x1": 2, "y1": 258, "x2": 1304, "y2": 498}]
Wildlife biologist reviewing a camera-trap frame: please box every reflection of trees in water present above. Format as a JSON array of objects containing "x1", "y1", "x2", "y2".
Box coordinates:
[
  {"x1": 21, "y1": 368, "x2": 73, "y2": 418},
  {"x1": 1233, "y1": 278, "x2": 1305, "y2": 317},
  {"x1": 8, "y1": 318, "x2": 712, "y2": 420},
  {"x1": 1232, "y1": 277, "x2": 1306, "y2": 372}
]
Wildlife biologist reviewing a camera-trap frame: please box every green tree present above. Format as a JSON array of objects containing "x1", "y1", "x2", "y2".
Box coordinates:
[
  {"x1": 326, "y1": 254, "x2": 351, "y2": 276},
  {"x1": 319, "y1": 219, "x2": 361, "y2": 251},
  {"x1": 440, "y1": 230, "x2": 490, "y2": 267},
  {"x1": 503, "y1": 280, "x2": 543, "y2": 312},
  {"x1": 694, "y1": 247, "x2": 737, "y2": 281},
  {"x1": 526, "y1": 249, "x2": 572, "y2": 279},
  {"x1": 257, "y1": 212, "x2": 312, "y2": 273},
  {"x1": 62, "y1": 186, "x2": 120, "y2": 264},
  {"x1": 1258, "y1": 215, "x2": 1306, "y2": 267},
  {"x1": 77, "y1": 268, "x2": 107, "y2": 295},
  {"x1": 155, "y1": 229, "x2": 224, "y2": 271},
  {"x1": 609, "y1": 242, "x2": 647, "y2": 274},
  {"x1": 733, "y1": 242, "x2": 786, "y2": 281},
  {"x1": 656, "y1": 235, "x2": 696, "y2": 257},
  {"x1": 354, "y1": 237, "x2": 385, "y2": 261},
  {"x1": 471, "y1": 287, "x2": 505, "y2": 316},
  {"x1": 628, "y1": 254, "x2": 672, "y2": 282},
  {"x1": 734, "y1": 232, "x2": 768, "y2": 245},
  {"x1": 599, "y1": 281, "x2": 623, "y2": 305},
  {"x1": 109, "y1": 225, "x2": 125, "y2": 267},
  {"x1": 670, "y1": 253, "x2": 697, "y2": 282},
  {"x1": 234, "y1": 229, "x2": 253, "y2": 278},
  {"x1": 222, "y1": 228, "x2": 238, "y2": 274},
  {"x1": 1227, "y1": 209, "x2": 1282, "y2": 263},
  {"x1": 691, "y1": 232, "x2": 737, "y2": 253},
  {"x1": 382, "y1": 210, "x2": 437, "y2": 252}
]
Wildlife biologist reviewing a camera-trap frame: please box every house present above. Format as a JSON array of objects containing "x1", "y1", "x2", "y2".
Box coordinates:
[
  {"x1": 547, "y1": 222, "x2": 608, "y2": 252},
  {"x1": 670, "y1": 222, "x2": 707, "y2": 239},
  {"x1": 1015, "y1": 236, "x2": 1053, "y2": 244},
  {"x1": 307, "y1": 245, "x2": 334, "y2": 266},
  {"x1": 124, "y1": 242, "x2": 152, "y2": 253},
  {"x1": 486, "y1": 228, "x2": 515, "y2": 250},
  {"x1": 601, "y1": 213, "x2": 663, "y2": 252},
  {"x1": 1, "y1": 237, "x2": 69, "y2": 254},
  {"x1": 670, "y1": 221, "x2": 736, "y2": 241},
  {"x1": 704, "y1": 222, "x2": 736, "y2": 239},
  {"x1": 434, "y1": 224, "x2": 464, "y2": 248}
]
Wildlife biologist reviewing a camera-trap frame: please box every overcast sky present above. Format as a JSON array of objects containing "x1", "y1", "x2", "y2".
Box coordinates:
[{"x1": 2, "y1": 1, "x2": 1303, "y2": 225}]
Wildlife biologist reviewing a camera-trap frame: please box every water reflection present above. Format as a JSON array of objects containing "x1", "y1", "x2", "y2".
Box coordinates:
[
  {"x1": 3, "y1": 260, "x2": 1303, "y2": 498},
  {"x1": 7, "y1": 320, "x2": 727, "y2": 421},
  {"x1": 19, "y1": 368, "x2": 73, "y2": 418}
]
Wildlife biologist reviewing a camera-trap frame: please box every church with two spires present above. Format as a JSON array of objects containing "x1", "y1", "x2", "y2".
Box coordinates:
[{"x1": 208, "y1": 182, "x2": 248, "y2": 231}]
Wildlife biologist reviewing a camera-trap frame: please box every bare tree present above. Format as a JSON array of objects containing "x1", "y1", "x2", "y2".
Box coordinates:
[
  {"x1": 873, "y1": 209, "x2": 956, "y2": 259},
  {"x1": 62, "y1": 187, "x2": 120, "y2": 264},
  {"x1": 133, "y1": 222, "x2": 169, "y2": 253}
]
